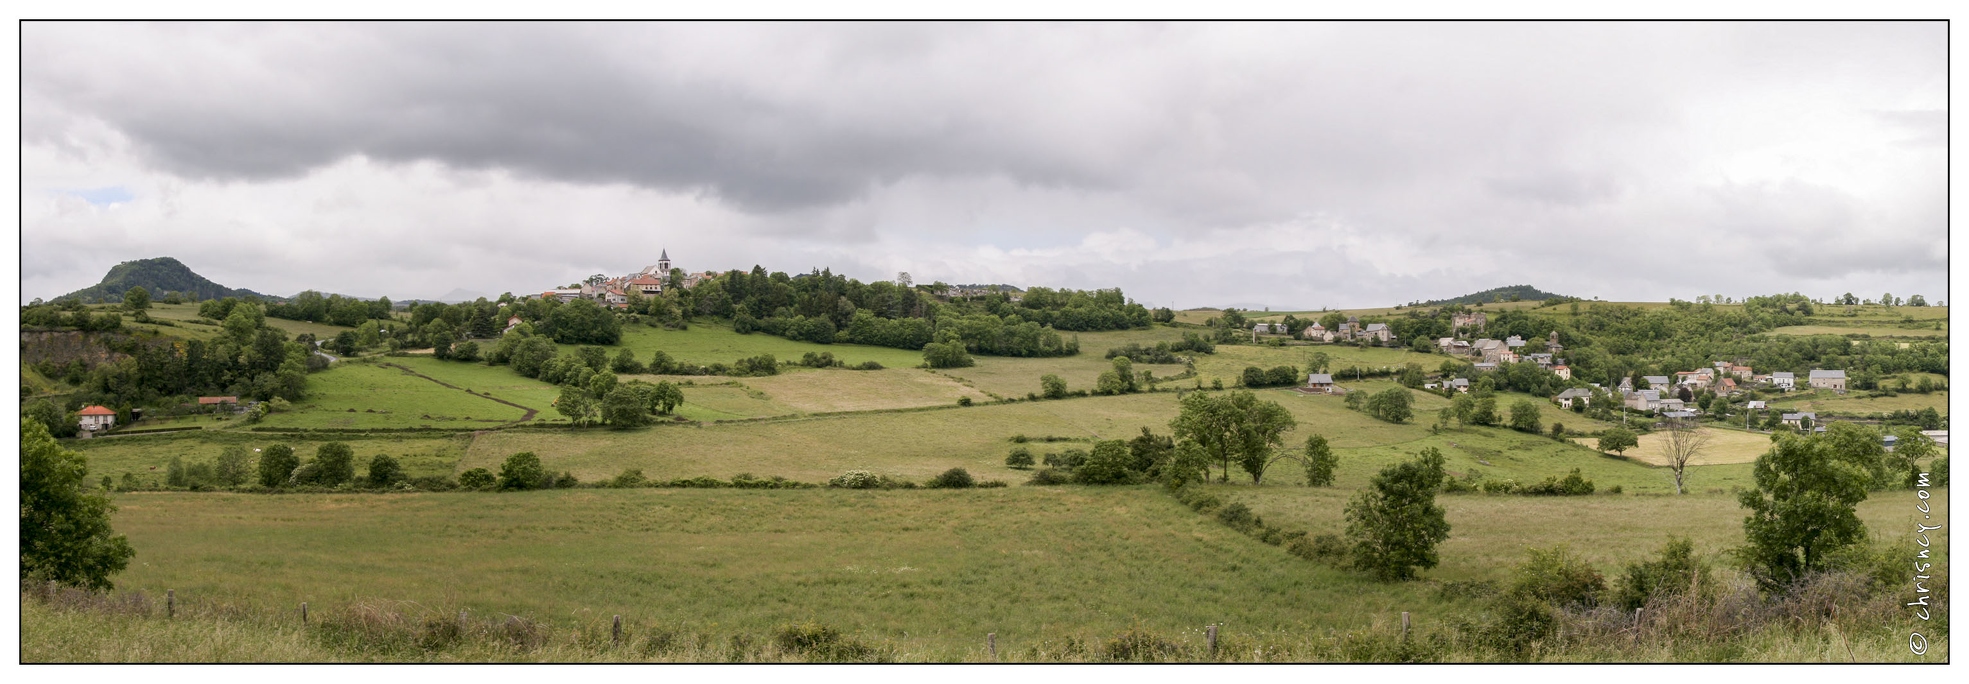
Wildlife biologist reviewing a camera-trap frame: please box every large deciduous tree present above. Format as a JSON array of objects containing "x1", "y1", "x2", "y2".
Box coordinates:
[
  {"x1": 1738, "y1": 424, "x2": 1879, "y2": 592},
  {"x1": 21, "y1": 421, "x2": 136, "y2": 591},
  {"x1": 1345, "y1": 447, "x2": 1450, "y2": 581}
]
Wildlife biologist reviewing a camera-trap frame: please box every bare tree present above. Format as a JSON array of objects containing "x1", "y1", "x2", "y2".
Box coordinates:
[{"x1": 1656, "y1": 421, "x2": 1713, "y2": 495}]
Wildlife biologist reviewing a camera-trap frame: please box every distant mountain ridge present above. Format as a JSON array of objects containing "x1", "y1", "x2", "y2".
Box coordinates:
[
  {"x1": 1422, "y1": 285, "x2": 1568, "y2": 306},
  {"x1": 51, "y1": 257, "x2": 276, "y2": 303}
]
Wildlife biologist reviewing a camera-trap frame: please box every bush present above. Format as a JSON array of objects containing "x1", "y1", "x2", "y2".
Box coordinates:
[
  {"x1": 853, "y1": 360, "x2": 884, "y2": 370},
  {"x1": 1022, "y1": 374, "x2": 1063, "y2": 402},
  {"x1": 1520, "y1": 468, "x2": 1595, "y2": 496},
  {"x1": 603, "y1": 468, "x2": 646, "y2": 487},
  {"x1": 1024, "y1": 468, "x2": 1072, "y2": 486},
  {"x1": 1302, "y1": 434, "x2": 1337, "y2": 486},
  {"x1": 1103, "y1": 627, "x2": 1182, "y2": 662},
  {"x1": 922, "y1": 340, "x2": 974, "y2": 368},
  {"x1": 1613, "y1": 537, "x2": 1708, "y2": 611},
  {"x1": 799, "y1": 351, "x2": 839, "y2": 368},
  {"x1": 366, "y1": 454, "x2": 404, "y2": 489},
  {"x1": 927, "y1": 467, "x2": 976, "y2": 489},
  {"x1": 732, "y1": 354, "x2": 780, "y2": 376},
  {"x1": 1509, "y1": 545, "x2": 1605, "y2": 609},
  {"x1": 408, "y1": 475, "x2": 457, "y2": 491},
  {"x1": 828, "y1": 470, "x2": 881, "y2": 489},
  {"x1": 1072, "y1": 440, "x2": 1138, "y2": 485},
  {"x1": 1215, "y1": 502, "x2": 1260, "y2": 531},
  {"x1": 457, "y1": 468, "x2": 496, "y2": 490},
  {"x1": 957, "y1": 396, "x2": 973, "y2": 407},
  {"x1": 257, "y1": 444, "x2": 299, "y2": 488},
  {"x1": 496, "y1": 452, "x2": 548, "y2": 491},
  {"x1": 1171, "y1": 485, "x2": 1222, "y2": 512},
  {"x1": 773, "y1": 622, "x2": 878, "y2": 662},
  {"x1": 1005, "y1": 447, "x2": 1035, "y2": 469}
]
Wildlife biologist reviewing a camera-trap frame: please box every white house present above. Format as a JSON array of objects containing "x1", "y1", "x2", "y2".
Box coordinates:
[
  {"x1": 1771, "y1": 372, "x2": 1796, "y2": 391},
  {"x1": 78, "y1": 405, "x2": 115, "y2": 436},
  {"x1": 1305, "y1": 373, "x2": 1337, "y2": 394},
  {"x1": 1554, "y1": 388, "x2": 1592, "y2": 410}
]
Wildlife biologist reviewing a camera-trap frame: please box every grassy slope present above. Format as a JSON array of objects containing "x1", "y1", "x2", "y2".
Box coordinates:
[
  {"x1": 1768, "y1": 387, "x2": 1950, "y2": 416},
  {"x1": 255, "y1": 361, "x2": 530, "y2": 430}
]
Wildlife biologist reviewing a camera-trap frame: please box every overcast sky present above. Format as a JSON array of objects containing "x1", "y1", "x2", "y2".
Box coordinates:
[{"x1": 21, "y1": 21, "x2": 1947, "y2": 308}]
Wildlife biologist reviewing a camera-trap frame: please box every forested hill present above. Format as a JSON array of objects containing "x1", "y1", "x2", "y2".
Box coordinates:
[
  {"x1": 1422, "y1": 285, "x2": 1568, "y2": 306},
  {"x1": 51, "y1": 257, "x2": 275, "y2": 304}
]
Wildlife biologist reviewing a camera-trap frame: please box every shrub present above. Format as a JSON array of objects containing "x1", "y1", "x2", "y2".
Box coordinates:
[
  {"x1": 1509, "y1": 545, "x2": 1605, "y2": 609},
  {"x1": 1739, "y1": 427, "x2": 1876, "y2": 592},
  {"x1": 1040, "y1": 374, "x2": 1068, "y2": 399},
  {"x1": 1215, "y1": 502, "x2": 1260, "y2": 531},
  {"x1": 828, "y1": 470, "x2": 882, "y2": 489},
  {"x1": 1072, "y1": 440, "x2": 1138, "y2": 485},
  {"x1": 773, "y1": 622, "x2": 878, "y2": 662},
  {"x1": 957, "y1": 396, "x2": 973, "y2": 407},
  {"x1": 1480, "y1": 479, "x2": 1521, "y2": 495},
  {"x1": 457, "y1": 468, "x2": 496, "y2": 490},
  {"x1": 604, "y1": 468, "x2": 646, "y2": 487},
  {"x1": 922, "y1": 340, "x2": 974, "y2": 368},
  {"x1": 1005, "y1": 447, "x2": 1035, "y2": 469},
  {"x1": 799, "y1": 351, "x2": 839, "y2": 368},
  {"x1": 1043, "y1": 448, "x2": 1089, "y2": 469},
  {"x1": 497, "y1": 452, "x2": 548, "y2": 491},
  {"x1": 409, "y1": 475, "x2": 457, "y2": 491},
  {"x1": 927, "y1": 468, "x2": 975, "y2": 489},
  {"x1": 1520, "y1": 468, "x2": 1594, "y2": 496},
  {"x1": 257, "y1": 444, "x2": 299, "y2": 488},
  {"x1": 854, "y1": 361, "x2": 884, "y2": 371},
  {"x1": 1171, "y1": 485, "x2": 1222, "y2": 512},
  {"x1": 733, "y1": 354, "x2": 780, "y2": 376},
  {"x1": 1613, "y1": 537, "x2": 1708, "y2": 611},
  {"x1": 1024, "y1": 468, "x2": 1072, "y2": 486},
  {"x1": 366, "y1": 454, "x2": 404, "y2": 489},
  {"x1": 1103, "y1": 627, "x2": 1181, "y2": 662}
]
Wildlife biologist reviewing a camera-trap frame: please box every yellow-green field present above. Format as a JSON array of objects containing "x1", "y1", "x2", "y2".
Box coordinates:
[
  {"x1": 69, "y1": 432, "x2": 473, "y2": 485},
  {"x1": 1599, "y1": 427, "x2": 1783, "y2": 467}
]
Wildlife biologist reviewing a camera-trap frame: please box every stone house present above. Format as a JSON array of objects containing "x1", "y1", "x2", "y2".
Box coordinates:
[
  {"x1": 1554, "y1": 388, "x2": 1592, "y2": 410},
  {"x1": 1808, "y1": 369, "x2": 1847, "y2": 391}
]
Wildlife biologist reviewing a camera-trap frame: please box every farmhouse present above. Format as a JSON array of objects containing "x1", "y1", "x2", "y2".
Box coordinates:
[
  {"x1": 1363, "y1": 322, "x2": 1392, "y2": 343},
  {"x1": 1448, "y1": 378, "x2": 1471, "y2": 392},
  {"x1": 1625, "y1": 390, "x2": 1662, "y2": 412},
  {"x1": 1643, "y1": 375, "x2": 1672, "y2": 390},
  {"x1": 77, "y1": 405, "x2": 115, "y2": 436},
  {"x1": 198, "y1": 396, "x2": 239, "y2": 413},
  {"x1": 1808, "y1": 369, "x2": 1847, "y2": 391},
  {"x1": 1770, "y1": 372, "x2": 1796, "y2": 391},
  {"x1": 1304, "y1": 373, "x2": 1339, "y2": 394},
  {"x1": 1746, "y1": 400, "x2": 1767, "y2": 410},
  {"x1": 1781, "y1": 411, "x2": 1816, "y2": 429},
  {"x1": 1551, "y1": 364, "x2": 1571, "y2": 380},
  {"x1": 1554, "y1": 388, "x2": 1591, "y2": 409},
  {"x1": 1729, "y1": 364, "x2": 1754, "y2": 380},
  {"x1": 1473, "y1": 362, "x2": 1498, "y2": 373}
]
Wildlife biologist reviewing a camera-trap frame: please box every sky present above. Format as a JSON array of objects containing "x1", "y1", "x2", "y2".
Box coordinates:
[{"x1": 19, "y1": 21, "x2": 1948, "y2": 309}]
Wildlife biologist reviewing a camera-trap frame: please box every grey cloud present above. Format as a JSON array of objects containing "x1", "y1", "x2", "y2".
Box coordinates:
[{"x1": 19, "y1": 22, "x2": 1948, "y2": 306}]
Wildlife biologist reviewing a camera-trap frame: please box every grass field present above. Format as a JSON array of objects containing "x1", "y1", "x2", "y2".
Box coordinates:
[
  {"x1": 255, "y1": 361, "x2": 531, "y2": 430},
  {"x1": 48, "y1": 482, "x2": 1944, "y2": 662},
  {"x1": 1769, "y1": 388, "x2": 1950, "y2": 416},
  {"x1": 92, "y1": 487, "x2": 1449, "y2": 657},
  {"x1": 1222, "y1": 484, "x2": 1948, "y2": 585},
  {"x1": 68, "y1": 431, "x2": 473, "y2": 485},
  {"x1": 587, "y1": 321, "x2": 928, "y2": 369},
  {"x1": 1770, "y1": 325, "x2": 1947, "y2": 337}
]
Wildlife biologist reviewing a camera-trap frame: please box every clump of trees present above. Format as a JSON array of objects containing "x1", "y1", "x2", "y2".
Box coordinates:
[
  {"x1": 1737, "y1": 423, "x2": 1880, "y2": 592},
  {"x1": 1168, "y1": 390, "x2": 1297, "y2": 484}
]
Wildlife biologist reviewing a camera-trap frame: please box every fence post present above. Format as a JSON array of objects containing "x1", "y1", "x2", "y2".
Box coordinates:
[
  {"x1": 1206, "y1": 624, "x2": 1218, "y2": 659},
  {"x1": 1400, "y1": 611, "x2": 1409, "y2": 643},
  {"x1": 167, "y1": 590, "x2": 175, "y2": 619},
  {"x1": 613, "y1": 615, "x2": 622, "y2": 647},
  {"x1": 1633, "y1": 608, "x2": 1643, "y2": 629},
  {"x1": 460, "y1": 610, "x2": 469, "y2": 632},
  {"x1": 988, "y1": 632, "x2": 997, "y2": 662},
  {"x1": 301, "y1": 602, "x2": 308, "y2": 625}
]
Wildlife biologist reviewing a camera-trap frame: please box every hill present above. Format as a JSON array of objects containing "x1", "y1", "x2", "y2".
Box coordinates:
[
  {"x1": 1421, "y1": 284, "x2": 1568, "y2": 306},
  {"x1": 52, "y1": 257, "x2": 276, "y2": 303}
]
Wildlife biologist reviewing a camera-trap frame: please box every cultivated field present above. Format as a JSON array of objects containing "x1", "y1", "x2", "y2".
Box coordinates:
[
  {"x1": 255, "y1": 361, "x2": 532, "y2": 430},
  {"x1": 1770, "y1": 325, "x2": 1946, "y2": 337}
]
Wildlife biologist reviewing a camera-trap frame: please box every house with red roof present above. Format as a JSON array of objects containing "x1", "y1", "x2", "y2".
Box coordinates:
[{"x1": 77, "y1": 405, "x2": 116, "y2": 436}]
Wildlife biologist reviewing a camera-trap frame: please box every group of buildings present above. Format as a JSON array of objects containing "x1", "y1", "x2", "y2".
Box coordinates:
[
  {"x1": 1248, "y1": 316, "x2": 1394, "y2": 344},
  {"x1": 536, "y1": 251, "x2": 719, "y2": 310}
]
